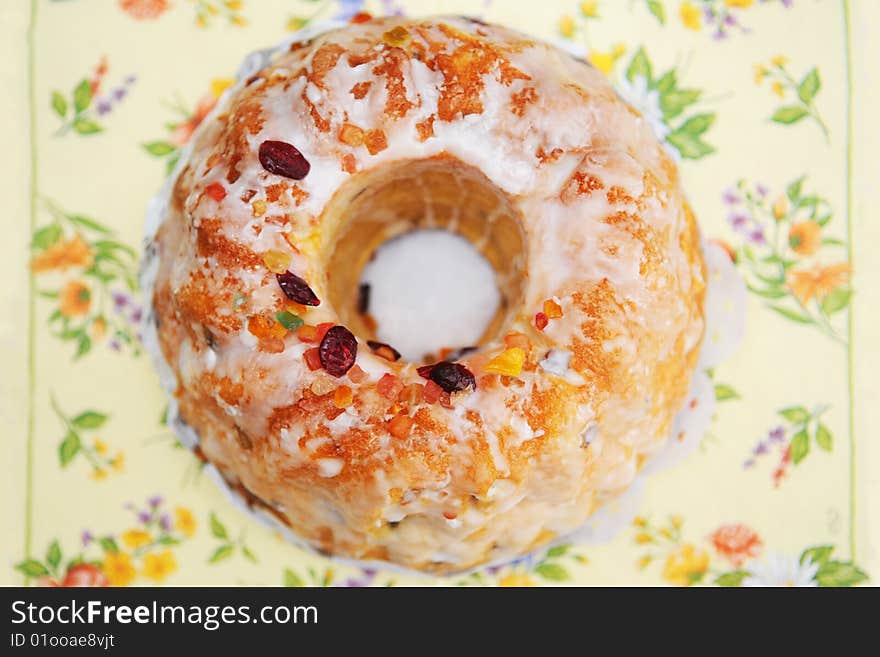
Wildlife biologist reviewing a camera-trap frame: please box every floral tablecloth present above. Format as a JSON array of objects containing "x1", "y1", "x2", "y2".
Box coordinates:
[{"x1": 2, "y1": 0, "x2": 877, "y2": 587}]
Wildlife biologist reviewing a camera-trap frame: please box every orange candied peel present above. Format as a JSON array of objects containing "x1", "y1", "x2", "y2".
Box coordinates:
[
  {"x1": 543, "y1": 299, "x2": 563, "y2": 319},
  {"x1": 347, "y1": 364, "x2": 367, "y2": 384},
  {"x1": 262, "y1": 249, "x2": 291, "y2": 273},
  {"x1": 297, "y1": 322, "x2": 333, "y2": 343},
  {"x1": 388, "y1": 414, "x2": 414, "y2": 439},
  {"x1": 205, "y1": 182, "x2": 227, "y2": 201},
  {"x1": 333, "y1": 385, "x2": 354, "y2": 408},
  {"x1": 382, "y1": 25, "x2": 411, "y2": 48},
  {"x1": 303, "y1": 347, "x2": 322, "y2": 371},
  {"x1": 398, "y1": 383, "x2": 423, "y2": 405},
  {"x1": 483, "y1": 347, "x2": 525, "y2": 377},
  {"x1": 423, "y1": 380, "x2": 443, "y2": 404},
  {"x1": 252, "y1": 199, "x2": 267, "y2": 217},
  {"x1": 247, "y1": 314, "x2": 287, "y2": 340},
  {"x1": 503, "y1": 332, "x2": 530, "y2": 350},
  {"x1": 338, "y1": 123, "x2": 365, "y2": 147},
  {"x1": 377, "y1": 373, "x2": 403, "y2": 400}
]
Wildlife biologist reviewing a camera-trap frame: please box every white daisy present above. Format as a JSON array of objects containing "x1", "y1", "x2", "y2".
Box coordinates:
[
  {"x1": 742, "y1": 553, "x2": 819, "y2": 587},
  {"x1": 614, "y1": 74, "x2": 670, "y2": 143}
]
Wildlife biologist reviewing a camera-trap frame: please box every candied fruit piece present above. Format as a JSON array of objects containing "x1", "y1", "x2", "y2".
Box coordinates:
[
  {"x1": 534, "y1": 312, "x2": 548, "y2": 330},
  {"x1": 258, "y1": 140, "x2": 310, "y2": 180},
  {"x1": 310, "y1": 377, "x2": 336, "y2": 396},
  {"x1": 382, "y1": 26, "x2": 411, "y2": 47},
  {"x1": 543, "y1": 299, "x2": 563, "y2": 319},
  {"x1": 350, "y1": 11, "x2": 371, "y2": 23},
  {"x1": 338, "y1": 123, "x2": 365, "y2": 147},
  {"x1": 418, "y1": 362, "x2": 476, "y2": 393},
  {"x1": 423, "y1": 380, "x2": 443, "y2": 404},
  {"x1": 252, "y1": 199, "x2": 267, "y2": 217},
  {"x1": 205, "y1": 182, "x2": 227, "y2": 201},
  {"x1": 319, "y1": 325, "x2": 358, "y2": 377},
  {"x1": 504, "y1": 332, "x2": 530, "y2": 350},
  {"x1": 276, "y1": 271, "x2": 320, "y2": 306},
  {"x1": 377, "y1": 373, "x2": 403, "y2": 400},
  {"x1": 297, "y1": 324, "x2": 319, "y2": 343},
  {"x1": 333, "y1": 385, "x2": 353, "y2": 408},
  {"x1": 347, "y1": 364, "x2": 367, "y2": 384},
  {"x1": 263, "y1": 249, "x2": 291, "y2": 273},
  {"x1": 247, "y1": 315, "x2": 286, "y2": 340},
  {"x1": 398, "y1": 383, "x2": 423, "y2": 405},
  {"x1": 388, "y1": 414, "x2": 413, "y2": 439},
  {"x1": 368, "y1": 340, "x2": 401, "y2": 362},
  {"x1": 303, "y1": 347, "x2": 322, "y2": 371},
  {"x1": 275, "y1": 310, "x2": 303, "y2": 331},
  {"x1": 364, "y1": 129, "x2": 387, "y2": 155},
  {"x1": 484, "y1": 347, "x2": 525, "y2": 377}
]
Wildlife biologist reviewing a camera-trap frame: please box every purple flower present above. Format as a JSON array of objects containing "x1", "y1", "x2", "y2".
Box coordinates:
[
  {"x1": 96, "y1": 99, "x2": 112, "y2": 116},
  {"x1": 754, "y1": 442, "x2": 769, "y2": 456},
  {"x1": 109, "y1": 339, "x2": 121, "y2": 351},
  {"x1": 138, "y1": 511, "x2": 152, "y2": 524},
  {"x1": 148, "y1": 495, "x2": 163, "y2": 508},
  {"x1": 703, "y1": 7, "x2": 715, "y2": 21},
  {"x1": 722, "y1": 189, "x2": 741, "y2": 205},
  {"x1": 124, "y1": 74, "x2": 137, "y2": 85},
  {"x1": 724, "y1": 14, "x2": 738, "y2": 26},
  {"x1": 782, "y1": 0, "x2": 794, "y2": 7},
  {"x1": 130, "y1": 307, "x2": 143, "y2": 324},
  {"x1": 81, "y1": 530, "x2": 93, "y2": 547},
  {"x1": 113, "y1": 87, "x2": 128, "y2": 102},
  {"x1": 756, "y1": 183, "x2": 769, "y2": 197},
  {"x1": 113, "y1": 292, "x2": 129, "y2": 311},
  {"x1": 713, "y1": 29, "x2": 728, "y2": 41},
  {"x1": 380, "y1": 0, "x2": 405, "y2": 16},
  {"x1": 160, "y1": 514, "x2": 171, "y2": 532},
  {"x1": 729, "y1": 213, "x2": 749, "y2": 230},
  {"x1": 743, "y1": 459, "x2": 755, "y2": 469},
  {"x1": 748, "y1": 228, "x2": 766, "y2": 245},
  {"x1": 334, "y1": 0, "x2": 365, "y2": 20},
  {"x1": 769, "y1": 426, "x2": 786, "y2": 442}
]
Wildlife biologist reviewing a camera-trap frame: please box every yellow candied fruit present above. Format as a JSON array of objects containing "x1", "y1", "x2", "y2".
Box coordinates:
[
  {"x1": 483, "y1": 347, "x2": 525, "y2": 377},
  {"x1": 262, "y1": 249, "x2": 291, "y2": 274},
  {"x1": 252, "y1": 199, "x2": 267, "y2": 217},
  {"x1": 333, "y1": 385, "x2": 354, "y2": 408},
  {"x1": 543, "y1": 298, "x2": 564, "y2": 319},
  {"x1": 382, "y1": 25, "x2": 411, "y2": 48}
]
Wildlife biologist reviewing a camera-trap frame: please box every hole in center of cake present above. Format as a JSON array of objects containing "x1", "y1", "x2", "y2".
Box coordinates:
[
  {"x1": 359, "y1": 229, "x2": 500, "y2": 363},
  {"x1": 323, "y1": 156, "x2": 526, "y2": 364}
]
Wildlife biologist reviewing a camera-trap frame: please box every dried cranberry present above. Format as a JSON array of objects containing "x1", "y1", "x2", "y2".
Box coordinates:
[
  {"x1": 417, "y1": 361, "x2": 476, "y2": 393},
  {"x1": 367, "y1": 340, "x2": 400, "y2": 362},
  {"x1": 258, "y1": 140, "x2": 310, "y2": 180},
  {"x1": 276, "y1": 271, "x2": 320, "y2": 306},
  {"x1": 319, "y1": 326, "x2": 358, "y2": 377}
]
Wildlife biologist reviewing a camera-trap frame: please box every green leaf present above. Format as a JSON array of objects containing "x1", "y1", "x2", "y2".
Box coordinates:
[
  {"x1": 715, "y1": 570, "x2": 748, "y2": 587},
  {"x1": 68, "y1": 214, "x2": 112, "y2": 234},
  {"x1": 142, "y1": 141, "x2": 177, "y2": 157},
  {"x1": 73, "y1": 78, "x2": 92, "y2": 113},
  {"x1": 276, "y1": 310, "x2": 304, "y2": 331},
  {"x1": 157, "y1": 536, "x2": 181, "y2": 546},
  {"x1": 15, "y1": 559, "x2": 50, "y2": 578},
  {"x1": 660, "y1": 90, "x2": 702, "y2": 120},
  {"x1": 72, "y1": 410, "x2": 108, "y2": 429},
  {"x1": 209, "y1": 545, "x2": 234, "y2": 563},
  {"x1": 51, "y1": 90, "x2": 68, "y2": 118},
  {"x1": 677, "y1": 112, "x2": 714, "y2": 136},
  {"x1": 814, "y1": 423, "x2": 832, "y2": 451},
  {"x1": 72, "y1": 117, "x2": 102, "y2": 135},
  {"x1": 534, "y1": 562, "x2": 570, "y2": 581},
  {"x1": 821, "y1": 237, "x2": 845, "y2": 246},
  {"x1": 32, "y1": 224, "x2": 63, "y2": 250},
  {"x1": 626, "y1": 47, "x2": 651, "y2": 85},
  {"x1": 38, "y1": 290, "x2": 59, "y2": 299},
  {"x1": 779, "y1": 406, "x2": 810, "y2": 424},
  {"x1": 786, "y1": 176, "x2": 805, "y2": 203},
  {"x1": 284, "y1": 568, "x2": 304, "y2": 587},
  {"x1": 98, "y1": 536, "x2": 119, "y2": 553},
  {"x1": 646, "y1": 0, "x2": 665, "y2": 24},
  {"x1": 714, "y1": 384, "x2": 740, "y2": 401},
  {"x1": 821, "y1": 288, "x2": 851, "y2": 315},
  {"x1": 790, "y1": 429, "x2": 809, "y2": 465},
  {"x1": 93, "y1": 240, "x2": 137, "y2": 257},
  {"x1": 815, "y1": 561, "x2": 868, "y2": 587},
  {"x1": 74, "y1": 333, "x2": 92, "y2": 359},
  {"x1": 747, "y1": 285, "x2": 787, "y2": 300},
  {"x1": 241, "y1": 546, "x2": 258, "y2": 563},
  {"x1": 666, "y1": 128, "x2": 714, "y2": 159},
  {"x1": 655, "y1": 70, "x2": 676, "y2": 93},
  {"x1": 545, "y1": 544, "x2": 569, "y2": 558},
  {"x1": 797, "y1": 68, "x2": 821, "y2": 104},
  {"x1": 209, "y1": 512, "x2": 228, "y2": 540},
  {"x1": 58, "y1": 431, "x2": 81, "y2": 466},
  {"x1": 767, "y1": 304, "x2": 811, "y2": 324},
  {"x1": 800, "y1": 545, "x2": 834, "y2": 566},
  {"x1": 46, "y1": 540, "x2": 62, "y2": 570},
  {"x1": 771, "y1": 105, "x2": 809, "y2": 125}
]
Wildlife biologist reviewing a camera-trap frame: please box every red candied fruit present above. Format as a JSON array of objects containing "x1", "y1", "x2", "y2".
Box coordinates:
[
  {"x1": 205, "y1": 182, "x2": 227, "y2": 201},
  {"x1": 423, "y1": 380, "x2": 443, "y2": 404},
  {"x1": 534, "y1": 312, "x2": 549, "y2": 330},
  {"x1": 303, "y1": 348, "x2": 322, "y2": 371},
  {"x1": 350, "y1": 12, "x2": 372, "y2": 23},
  {"x1": 377, "y1": 373, "x2": 403, "y2": 400},
  {"x1": 276, "y1": 271, "x2": 320, "y2": 306},
  {"x1": 417, "y1": 362, "x2": 476, "y2": 394},
  {"x1": 319, "y1": 325, "x2": 358, "y2": 377},
  {"x1": 258, "y1": 140, "x2": 311, "y2": 180}
]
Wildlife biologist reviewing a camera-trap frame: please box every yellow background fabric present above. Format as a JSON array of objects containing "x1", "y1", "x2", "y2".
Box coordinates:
[{"x1": 1, "y1": 0, "x2": 877, "y2": 586}]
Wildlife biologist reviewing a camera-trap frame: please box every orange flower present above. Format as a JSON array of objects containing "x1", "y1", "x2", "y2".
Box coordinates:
[
  {"x1": 787, "y1": 263, "x2": 851, "y2": 305},
  {"x1": 59, "y1": 281, "x2": 91, "y2": 317},
  {"x1": 788, "y1": 221, "x2": 822, "y2": 256},
  {"x1": 710, "y1": 524, "x2": 762, "y2": 567},
  {"x1": 61, "y1": 564, "x2": 108, "y2": 587},
  {"x1": 31, "y1": 235, "x2": 93, "y2": 272},
  {"x1": 171, "y1": 94, "x2": 217, "y2": 146},
  {"x1": 118, "y1": 0, "x2": 169, "y2": 20}
]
